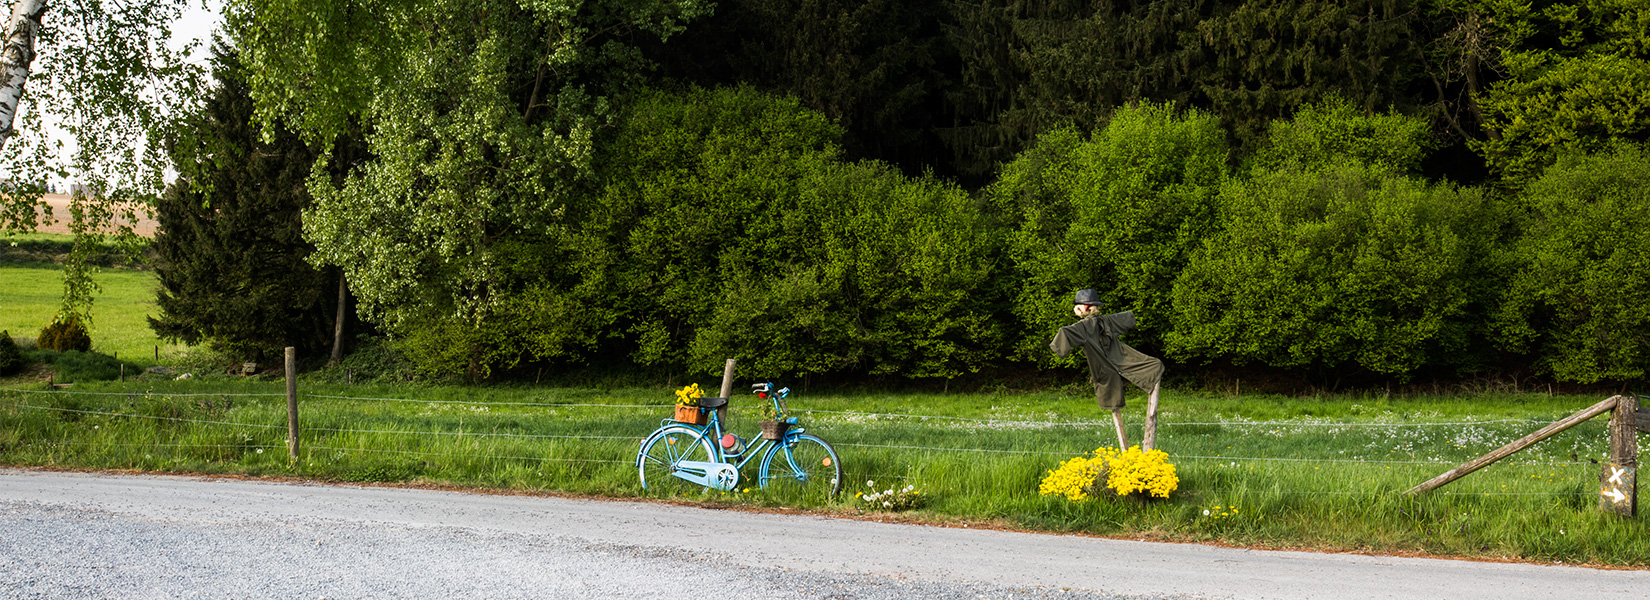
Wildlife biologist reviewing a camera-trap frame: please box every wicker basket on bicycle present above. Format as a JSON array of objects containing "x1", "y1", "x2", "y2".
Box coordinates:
[
  {"x1": 758, "y1": 419, "x2": 790, "y2": 440},
  {"x1": 673, "y1": 405, "x2": 707, "y2": 425}
]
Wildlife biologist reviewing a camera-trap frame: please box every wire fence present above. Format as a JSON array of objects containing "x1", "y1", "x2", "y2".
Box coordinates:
[{"x1": 0, "y1": 385, "x2": 1613, "y2": 496}]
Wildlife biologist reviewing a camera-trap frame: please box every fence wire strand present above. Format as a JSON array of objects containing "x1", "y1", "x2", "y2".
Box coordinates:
[
  {"x1": 5, "y1": 386, "x2": 1559, "y2": 430},
  {"x1": 0, "y1": 389, "x2": 1609, "y2": 481},
  {"x1": 1, "y1": 387, "x2": 284, "y2": 398},
  {"x1": 306, "y1": 444, "x2": 631, "y2": 466}
]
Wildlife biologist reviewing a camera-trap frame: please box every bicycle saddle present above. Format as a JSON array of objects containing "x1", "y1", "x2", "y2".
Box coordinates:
[{"x1": 698, "y1": 396, "x2": 729, "y2": 408}]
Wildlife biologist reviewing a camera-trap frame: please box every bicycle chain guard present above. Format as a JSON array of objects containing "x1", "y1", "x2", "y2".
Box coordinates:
[{"x1": 672, "y1": 460, "x2": 741, "y2": 491}]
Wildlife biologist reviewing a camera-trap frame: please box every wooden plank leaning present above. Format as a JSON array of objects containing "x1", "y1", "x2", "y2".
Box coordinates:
[{"x1": 1405, "y1": 395, "x2": 1623, "y2": 496}]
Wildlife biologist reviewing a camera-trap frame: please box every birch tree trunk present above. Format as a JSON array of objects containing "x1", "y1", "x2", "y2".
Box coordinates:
[{"x1": 0, "y1": 0, "x2": 46, "y2": 153}]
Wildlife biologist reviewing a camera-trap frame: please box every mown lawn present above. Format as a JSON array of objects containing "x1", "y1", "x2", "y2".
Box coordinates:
[
  {"x1": 0, "y1": 262, "x2": 183, "y2": 363},
  {"x1": 2, "y1": 376, "x2": 1644, "y2": 566}
]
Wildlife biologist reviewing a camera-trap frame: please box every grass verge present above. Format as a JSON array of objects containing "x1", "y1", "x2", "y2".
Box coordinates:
[{"x1": 1, "y1": 377, "x2": 1644, "y2": 566}]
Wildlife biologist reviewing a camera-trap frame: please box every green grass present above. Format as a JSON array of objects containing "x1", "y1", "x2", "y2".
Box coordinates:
[
  {"x1": 2, "y1": 377, "x2": 1645, "y2": 565},
  {"x1": 0, "y1": 262, "x2": 183, "y2": 364}
]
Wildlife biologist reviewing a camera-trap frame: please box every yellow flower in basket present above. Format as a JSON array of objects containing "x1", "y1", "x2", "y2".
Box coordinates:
[{"x1": 674, "y1": 383, "x2": 704, "y2": 408}]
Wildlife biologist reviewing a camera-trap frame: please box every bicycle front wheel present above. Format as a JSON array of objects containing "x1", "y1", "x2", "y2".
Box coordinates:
[
  {"x1": 758, "y1": 433, "x2": 842, "y2": 499},
  {"x1": 638, "y1": 425, "x2": 716, "y2": 494}
]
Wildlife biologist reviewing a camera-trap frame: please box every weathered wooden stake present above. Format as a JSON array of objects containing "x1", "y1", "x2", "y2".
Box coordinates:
[
  {"x1": 1601, "y1": 395, "x2": 1638, "y2": 516},
  {"x1": 716, "y1": 358, "x2": 736, "y2": 422},
  {"x1": 1408, "y1": 396, "x2": 1622, "y2": 495},
  {"x1": 1143, "y1": 383, "x2": 1161, "y2": 451},
  {"x1": 285, "y1": 347, "x2": 299, "y2": 460},
  {"x1": 1110, "y1": 409, "x2": 1128, "y2": 449}
]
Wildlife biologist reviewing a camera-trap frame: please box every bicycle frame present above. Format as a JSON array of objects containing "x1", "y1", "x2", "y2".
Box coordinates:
[
  {"x1": 644, "y1": 384, "x2": 803, "y2": 491},
  {"x1": 663, "y1": 411, "x2": 777, "y2": 467}
]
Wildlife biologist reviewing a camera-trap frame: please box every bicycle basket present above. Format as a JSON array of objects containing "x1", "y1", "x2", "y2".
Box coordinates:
[
  {"x1": 673, "y1": 405, "x2": 708, "y2": 425},
  {"x1": 759, "y1": 419, "x2": 791, "y2": 440}
]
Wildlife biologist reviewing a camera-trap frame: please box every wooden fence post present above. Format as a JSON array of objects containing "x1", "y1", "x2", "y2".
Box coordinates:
[
  {"x1": 716, "y1": 358, "x2": 736, "y2": 423},
  {"x1": 1143, "y1": 384, "x2": 1160, "y2": 451},
  {"x1": 285, "y1": 347, "x2": 299, "y2": 460},
  {"x1": 1601, "y1": 395, "x2": 1637, "y2": 516}
]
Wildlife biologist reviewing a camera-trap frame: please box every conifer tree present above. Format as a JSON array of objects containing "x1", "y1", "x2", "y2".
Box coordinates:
[{"x1": 148, "y1": 43, "x2": 346, "y2": 362}]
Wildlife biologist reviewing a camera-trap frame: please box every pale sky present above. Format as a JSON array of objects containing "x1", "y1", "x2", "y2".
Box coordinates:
[
  {"x1": 174, "y1": 1, "x2": 223, "y2": 59},
  {"x1": 37, "y1": 0, "x2": 224, "y2": 187}
]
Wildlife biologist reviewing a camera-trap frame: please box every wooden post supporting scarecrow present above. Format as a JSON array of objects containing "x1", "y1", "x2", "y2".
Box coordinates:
[{"x1": 1050, "y1": 289, "x2": 1165, "y2": 450}]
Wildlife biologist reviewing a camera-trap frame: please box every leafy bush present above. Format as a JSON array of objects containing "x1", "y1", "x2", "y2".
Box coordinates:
[
  {"x1": 988, "y1": 102, "x2": 1227, "y2": 363},
  {"x1": 1246, "y1": 97, "x2": 1433, "y2": 175},
  {"x1": 37, "y1": 316, "x2": 92, "y2": 352},
  {"x1": 27, "y1": 350, "x2": 124, "y2": 383},
  {"x1": 1495, "y1": 144, "x2": 1650, "y2": 382},
  {"x1": 434, "y1": 85, "x2": 1006, "y2": 380},
  {"x1": 690, "y1": 158, "x2": 1005, "y2": 378},
  {"x1": 0, "y1": 331, "x2": 25, "y2": 376},
  {"x1": 1168, "y1": 163, "x2": 1506, "y2": 376},
  {"x1": 326, "y1": 337, "x2": 423, "y2": 384}
]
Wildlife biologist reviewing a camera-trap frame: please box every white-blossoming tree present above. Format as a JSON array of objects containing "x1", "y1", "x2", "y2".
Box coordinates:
[{"x1": 0, "y1": 0, "x2": 203, "y2": 339}]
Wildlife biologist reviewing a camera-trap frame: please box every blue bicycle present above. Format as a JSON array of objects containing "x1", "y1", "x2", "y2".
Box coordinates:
[{"x1": 637, "y1": 382, "x2": 842, "y2": 498}]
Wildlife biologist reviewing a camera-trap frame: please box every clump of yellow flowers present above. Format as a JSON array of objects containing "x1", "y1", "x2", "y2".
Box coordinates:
[
  {"x1": 674, "y1": 383, "x2": 704, "y2": 408},
  {"x1": 1039, "y1": 445, "x2": 1178, "y2": 501}
]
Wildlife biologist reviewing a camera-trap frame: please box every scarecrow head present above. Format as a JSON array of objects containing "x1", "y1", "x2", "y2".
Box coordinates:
[{"x1": 1072, "y1": 288, "x2": 1102, "y2": 318}]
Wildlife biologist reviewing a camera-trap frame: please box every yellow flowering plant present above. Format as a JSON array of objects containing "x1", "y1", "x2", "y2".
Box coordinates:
[
  {"x1": 1038, "y1": 445, "x2": 1178, "y2": 501},
  {"x1": 674, "y1": 383, "x2": 704, "y2": 408}
]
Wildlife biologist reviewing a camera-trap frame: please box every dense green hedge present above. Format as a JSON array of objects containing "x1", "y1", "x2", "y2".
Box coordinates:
[
  {"x1": 1495, "y1": 145, "x2": 1650, "y2": 383},
  {"x1": 988, "y1": 103, "x2": 1227, "y2": 364},
  {"x1": 1166, "y1": 103, "x2": 1507, "y2": 377},
  {"x1": 1167, "y1": 164, "x2": 1504, "y2": 377},
  {"x1": 390, "y1": 86, "x2": 1005, "y2": 380},
  {"x1": 371, "y1": 88, "x2": 1650, "y2": 386}
]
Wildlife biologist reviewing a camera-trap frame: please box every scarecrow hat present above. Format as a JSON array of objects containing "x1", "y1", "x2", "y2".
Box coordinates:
[{"x1": 1073, "y1": 288, "x2": 1102, "y2": 306}]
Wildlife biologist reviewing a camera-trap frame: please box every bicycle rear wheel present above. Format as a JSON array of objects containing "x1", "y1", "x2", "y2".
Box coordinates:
[
  {"x1": 758, "y1": 433, "x2": 842, "y2": 499},
  {"x1": 638, "y1": 425, "x2": 716, "y2": 494}
]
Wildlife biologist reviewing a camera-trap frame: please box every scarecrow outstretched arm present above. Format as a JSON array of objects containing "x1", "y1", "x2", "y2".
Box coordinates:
[
  {"x1": 1105, "y1": 311, "x2": 1137, "y2": 335},
  {"x1": 1050, "y1": 327, "x2": 1078, "y2": 358}
]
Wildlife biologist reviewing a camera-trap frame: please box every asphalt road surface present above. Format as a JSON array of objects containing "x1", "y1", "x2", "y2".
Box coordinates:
[{"x1": 2, "y1": 469, "x2": 1646, "y2": 599}]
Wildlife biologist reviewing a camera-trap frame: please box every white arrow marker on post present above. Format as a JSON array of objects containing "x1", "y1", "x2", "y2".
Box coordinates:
[
  {"x1": 1610, "y1": 467, "x2": 1628, "y2": 485},
  {"x1": 1605, "y1": 487, "x2": 1627, "y2": 503}
]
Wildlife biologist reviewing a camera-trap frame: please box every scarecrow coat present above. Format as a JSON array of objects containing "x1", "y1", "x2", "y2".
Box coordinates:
[{"x1": 1050, "y1": 311, "x2": 1164, "y2": 410}]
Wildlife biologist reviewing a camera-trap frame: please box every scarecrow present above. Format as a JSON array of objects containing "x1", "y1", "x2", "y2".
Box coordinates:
[{"x1": 1050, "y1": 289, "x2": 1164, "y2": 450}]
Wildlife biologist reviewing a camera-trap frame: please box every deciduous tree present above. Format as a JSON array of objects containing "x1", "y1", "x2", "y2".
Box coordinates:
[{"x1": 227, "y1": 0, "x2": 709, "y2": 377}]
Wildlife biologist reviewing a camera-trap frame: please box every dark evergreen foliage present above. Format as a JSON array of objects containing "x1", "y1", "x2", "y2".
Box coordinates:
[
  {"x1": 0, "y1": 331, "x2": 24, "y2": 375},
  {"x1": 148, "y1": 43, "x2": 353, "y2": 361},
  {"x1": 651, "y1": 0, "x2": 955, "y2": 179}
]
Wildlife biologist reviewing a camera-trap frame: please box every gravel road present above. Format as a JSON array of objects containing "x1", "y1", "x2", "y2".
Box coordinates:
[{"x1": 2, "y1": 469, "x2": 1646, "y2": 600}]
